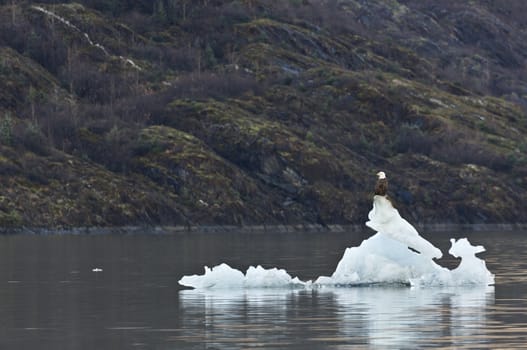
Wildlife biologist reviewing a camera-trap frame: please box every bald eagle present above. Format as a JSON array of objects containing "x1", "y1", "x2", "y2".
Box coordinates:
[{"x1": 375, "y1": 171, "x2": 388, "y2": 196}]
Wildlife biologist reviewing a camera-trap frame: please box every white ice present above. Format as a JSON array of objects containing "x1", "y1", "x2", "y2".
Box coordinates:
[
  {"x1": 179, "y1": 264, "x2": 308, "y2": 289},
  {"x1": 179, "y1": 195, "x2": 494, "y2": 289},
  {"x1": 366, "y1": 195, "x2": 442, "y2": 259}
]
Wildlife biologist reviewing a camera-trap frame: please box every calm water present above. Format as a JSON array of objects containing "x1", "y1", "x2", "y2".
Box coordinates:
[{"x1": 0, "y1": 230, "x2": 526, "y2": 349}]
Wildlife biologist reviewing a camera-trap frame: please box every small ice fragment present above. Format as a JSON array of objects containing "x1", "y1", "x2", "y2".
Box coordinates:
[{"x1": 92, "y1": 268, "x2": 103, "y2": 272}]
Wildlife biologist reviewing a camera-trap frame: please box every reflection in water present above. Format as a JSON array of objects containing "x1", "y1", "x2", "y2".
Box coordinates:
[
  {"x1": 178, "y1": 286, "x2": 495, "y2": 349},
  {"x1": 179, "y1": 290, "x2": 301, "y2": 348},
  {"x1": 334, "y1": 286, "x2": 494, "y2": 348},
  {"x1": 1, "y1": 232, "x2": 526, "y2": 349}
]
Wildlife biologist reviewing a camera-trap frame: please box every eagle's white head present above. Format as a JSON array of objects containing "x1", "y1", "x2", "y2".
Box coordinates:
[{"x1": 376, "y1": 171, "x2": 386, "y2": 179}]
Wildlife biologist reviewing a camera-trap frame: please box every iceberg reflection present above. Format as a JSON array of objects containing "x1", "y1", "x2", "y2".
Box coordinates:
[
  {"x1": 330, "y1": 285, "x2": 495, "y2": 348},
  {"x1": 178, "y1": 285, "x2": 494, "y2": 348}
]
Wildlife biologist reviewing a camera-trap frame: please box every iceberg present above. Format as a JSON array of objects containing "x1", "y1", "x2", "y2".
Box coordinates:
[
  {"x1": 179, "y1": 195, "x2": 494, "y2": 289},
  {"x1": 366, "y1": 195, "x2": 442, "y2": 259}
]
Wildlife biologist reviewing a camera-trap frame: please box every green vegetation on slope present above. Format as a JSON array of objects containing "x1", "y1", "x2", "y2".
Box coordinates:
[{"x1": 0, "y1": 0, "x2": 526, "y2": 228}]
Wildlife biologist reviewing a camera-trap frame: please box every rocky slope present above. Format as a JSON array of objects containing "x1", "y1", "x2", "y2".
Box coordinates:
[{"x1": 0, "y1": 0, "x2": 526, "y2": 228}]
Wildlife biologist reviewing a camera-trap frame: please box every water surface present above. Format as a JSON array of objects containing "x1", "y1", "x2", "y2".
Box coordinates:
[{"x1": 0, "y1": 230, "x2": 526, "y2": 349}]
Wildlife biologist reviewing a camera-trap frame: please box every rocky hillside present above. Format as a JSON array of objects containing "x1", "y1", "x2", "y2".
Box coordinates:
[{"x1": 0, "y1": 0, "x2": 526, "y2": 228}]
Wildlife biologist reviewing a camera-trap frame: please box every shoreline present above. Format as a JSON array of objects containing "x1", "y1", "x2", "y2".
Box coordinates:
[{"x1": 2, "y1": 223, "x2": 527, "y2": 235}]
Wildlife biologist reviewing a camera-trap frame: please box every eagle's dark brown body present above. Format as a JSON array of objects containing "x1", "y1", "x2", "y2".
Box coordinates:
[{"x1": 375, "y1": 177, "x2": 388, "y2": 196}]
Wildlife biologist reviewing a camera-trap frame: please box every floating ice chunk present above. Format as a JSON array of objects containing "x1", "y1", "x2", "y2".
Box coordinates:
[
  {"x1": 179, "y1": 263, "x2": 245, "y2": 289},
  {"x1": 178, "y1": 263, "x2": 306, "y2": 289},
  {"x1": 449, "y1": 238, "x2": 495, "y2": 285},
  {"x1": 92, "y1": 268, "x2": 103, "y2": 272},
  {"x1": 245, "y1": 265, "x2": 307, "y2": 288},
  {"x1": 179, "y1": 196, "x2": 494, "y2": 289},
  {"x1": 411, "y1": 238, "x2": 495, "y2": 287}
]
